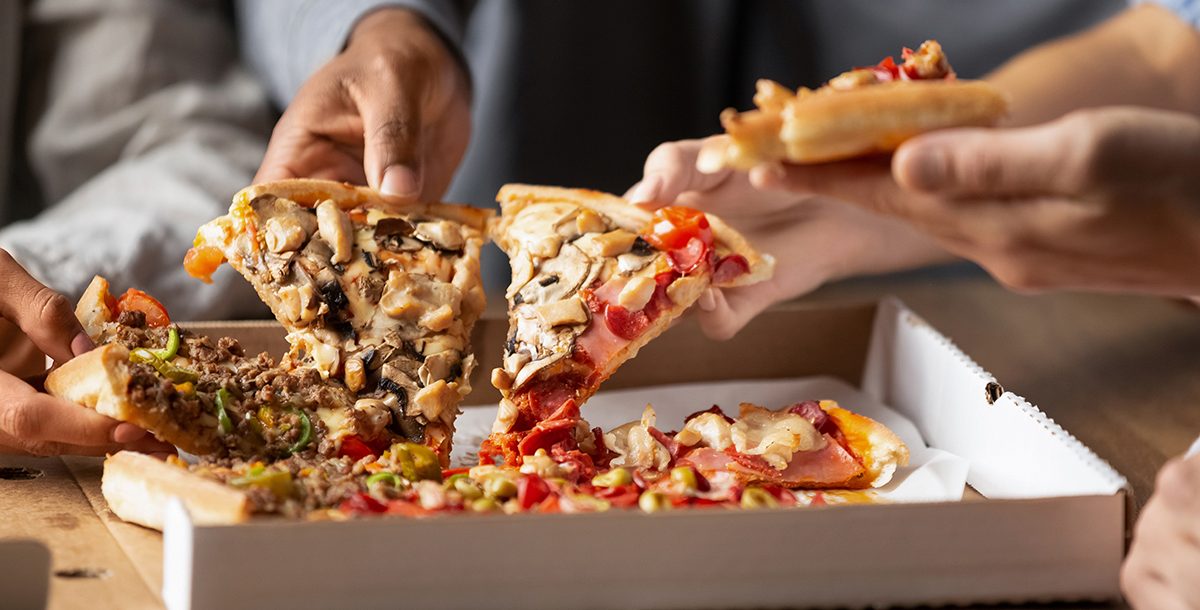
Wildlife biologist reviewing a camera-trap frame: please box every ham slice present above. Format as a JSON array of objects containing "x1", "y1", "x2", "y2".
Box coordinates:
[{"x1": 680, "y1": 433, "x2": 868, "y2": 489}]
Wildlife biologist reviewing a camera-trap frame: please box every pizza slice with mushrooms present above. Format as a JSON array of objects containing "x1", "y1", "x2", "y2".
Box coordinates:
[
  {"x1": 184, "y1": 179, "x2": 492, "y2": 464},
  {"x1": 47, "y1": 276, "x2": 354, "y2": 458},
  {"x1": 481, "y1": 184, "x2": 774, "y2": 466}
]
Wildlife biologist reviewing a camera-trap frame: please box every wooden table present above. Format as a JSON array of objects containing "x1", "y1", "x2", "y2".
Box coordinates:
[{"x1": 5, "y1": 272, "x2": 1199, "y2": 609}]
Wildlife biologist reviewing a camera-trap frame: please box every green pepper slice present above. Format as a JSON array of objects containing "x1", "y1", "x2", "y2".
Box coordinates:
[
  {"x1": 392, "y1": 442, "x2": 442, "y2": 482},
  {"x1": 365, "y1": 471, "x2": 403, "y2": 488},
  {"x1": 230, "y1": 466, "x2": 293, "y2": 497},
  {"x1": 151, "y1": 327, "x2": 181, "y2": 361},
  {"x1": 130, "y1": 347, "x2": 198, "y2": 383},
  {"x1": 286, "y1": 409, "x2": 313, "y2": 455},
  {"x1": 214, "y1": 388, "x2": 234, "y2": 435}
]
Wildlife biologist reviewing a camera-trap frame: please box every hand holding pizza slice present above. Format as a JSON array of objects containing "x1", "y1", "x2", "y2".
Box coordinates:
[{"x1": 482, "y1": 185, "x2": 774, "y2": 467}]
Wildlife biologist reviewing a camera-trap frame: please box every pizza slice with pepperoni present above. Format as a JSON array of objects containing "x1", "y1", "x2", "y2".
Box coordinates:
[{"x1": 481, "y1": 184, "x2": 774, "y2": 467}]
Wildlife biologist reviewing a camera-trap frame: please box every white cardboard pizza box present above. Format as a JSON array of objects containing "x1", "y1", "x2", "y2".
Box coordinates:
[{"x1": 164, "y1": 298, "x2": 1128, "y2": 610}]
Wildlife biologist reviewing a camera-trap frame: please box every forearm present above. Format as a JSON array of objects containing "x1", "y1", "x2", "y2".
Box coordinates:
[
  {"x1": 237, "y1": 0, "x2": 468, "y2": 107},
  {"x1": 987, "y1": 4, "x2": 1200, "y2": 127}
]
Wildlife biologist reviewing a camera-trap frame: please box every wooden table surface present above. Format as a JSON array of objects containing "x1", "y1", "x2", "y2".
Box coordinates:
[{"x1": 4, "y1": 271, "x2": 1199, "y2": 609}]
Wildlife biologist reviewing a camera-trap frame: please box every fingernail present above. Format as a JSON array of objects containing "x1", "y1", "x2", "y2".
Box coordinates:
[
  {"x1": 111, "y1": 423, "x2": 147, "y2": 444},
  {"x1": 748, "y1": 163, "x2": 785, "y2": 189},
  {"x1": 698, "y1": 288, "x2": 718, "y2": 312},
  {"x1": 380, "y1": 165, "x2": 421, "y2": 198},
  {"x1": 71, "y1": 332, "x2": 95, "y2": 357},
  {"x1": 898, "y1": 144, "x2": 950, "y2": 192},
  {"x1": 626, "y1": 174, "x2": 662, "y2": 205}
]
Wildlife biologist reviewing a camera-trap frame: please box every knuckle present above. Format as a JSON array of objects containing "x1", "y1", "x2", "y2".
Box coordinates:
[
  {"x1": 988, "y1": 261, "x2": 1043, "y2": 292},
  {"x1": 952, "y1": 148, "x2": 1006, "y2": 193},
  {"x1": 34, "y1": 287, "x2": 74, "y2": 327},
  {"x1": 645, "y1": 142, "x2": 686, "y2": 173},
  {"x1": 19, "y1": 440, "x2": 61, "y2": 457},
  {"x1": 1154, "y1": 458, "x2": 1199, "y2": 508},
  {"x1": 369, "y1": 118, "x2": 417, "y2": 152},
  {"x1": 0, "y1": 401, "x2": 40, "y2": 439}
]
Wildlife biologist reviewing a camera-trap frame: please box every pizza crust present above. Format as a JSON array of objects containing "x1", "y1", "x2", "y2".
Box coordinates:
[
  {"x1": 701, "y1": 80, "x2": 1009, "y2": 170},
  {"x1": 44, "y1": 344, "x2": 220, "y2": 455},
  {"x1": 238, "y1": 179, "x2": 492, "y2": 232},
  {"x1": 102, "y1": 451, "x2": 250, "y2": 531}
]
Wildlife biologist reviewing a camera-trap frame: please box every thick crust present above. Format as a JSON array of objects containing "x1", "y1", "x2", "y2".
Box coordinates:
[
  {"x1": 237, "y1": 179, "x2": 493, "y2": 231},
  {"x1": 494, "y1": 184, "x2": 774, "y2": 286},
  {"x1": 825, "y1": 404, "x2": 910, "y2": 488},
  {"x1": 102, "y1": 451, "x2": 250, "y2": 531},
  {"x1": 76, "y1": 276, "x2": 115, "y2": 341},
  {"x1": 45, "y1": 345, "x2": 219, "y2": 455},
  {"x1": 705, "y1": 80, "x2": 1008, "y2": 169}
]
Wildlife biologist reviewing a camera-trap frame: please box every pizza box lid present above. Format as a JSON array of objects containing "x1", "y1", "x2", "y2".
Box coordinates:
[{"x1": 159, "y1": 297, "x2": 1128, "y2": 609}]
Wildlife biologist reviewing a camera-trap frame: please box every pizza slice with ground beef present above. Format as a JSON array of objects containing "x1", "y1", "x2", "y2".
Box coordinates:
[
  {"x1": 47, "y1": 276, "x2": 362, "y2": 458},
  {"x1": 698, "y1": 40, "x2": 1009, "y2": 170},
  {"x1": 481, "y1": 185, "x2": 774, "y2": 466},
  {"x1": 184, "y1": 179, "x2": 492, "y2": 464}
]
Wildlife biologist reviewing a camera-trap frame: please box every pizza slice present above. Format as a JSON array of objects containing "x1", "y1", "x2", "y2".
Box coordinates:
[
  {"x1": 184, "y1": 179, "x2": 492, "y2": 464},
  {"x1": 613, "y1": 400, "x2": 909, "y2": 490},
  {"x1": 482, "y1": 184, "x2": 774, "y2": 466},
  {"x1": 699, "y1": 40, "x2": 1009, "y2": 170},
  {"x1": 99, "y1": 398, "x2": 906, "y2": 529},
  {"x1": 46, "y1": 276, "x2": 361, "y2": 458}
]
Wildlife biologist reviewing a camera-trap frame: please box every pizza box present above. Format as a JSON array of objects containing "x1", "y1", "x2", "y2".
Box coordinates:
[{"x1": 162, "y1": 297, "x2": 1129, "y2": 610}]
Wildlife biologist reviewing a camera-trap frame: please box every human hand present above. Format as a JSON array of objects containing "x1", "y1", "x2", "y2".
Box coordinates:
[
  {"x1": 1121, "y1": 451, "x2": 1200, "y2": 609},
  {"x1": 0, "y1": 250, "x2": 171, "y2": 456},
  {"x1": 627, "y1": 140, "x2": 952, "y2": 339},
  {"x1": 255, "y1": 8, "x2": 471, "y2": 201},
  {"x1": 751, "y1": 107, "x2": 1200, "y2": 295}
]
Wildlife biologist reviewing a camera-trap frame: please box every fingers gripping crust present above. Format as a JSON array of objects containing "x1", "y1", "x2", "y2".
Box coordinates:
[{"x1": 44, "y1": 344, "x2": 220, "y2": 455}]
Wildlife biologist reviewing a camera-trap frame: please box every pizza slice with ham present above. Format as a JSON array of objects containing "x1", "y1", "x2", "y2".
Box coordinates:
[
  {"x1": 184, "y1": 179, "x2": 492, "y2": 464},
  {"x1": 482, "y1": 184, "x2": 774, "y2": 466},
  {"x1": 699, "y1": 40, "x2": 1009, "y2": 170},
  {"x1": 609, "y1": 400, "x2": 909, "y2": 490}
]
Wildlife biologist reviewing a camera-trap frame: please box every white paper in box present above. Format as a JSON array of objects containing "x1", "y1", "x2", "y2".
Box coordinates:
[{"x1": 162, "y1": 298, "x2": 1129, "y2": 610}]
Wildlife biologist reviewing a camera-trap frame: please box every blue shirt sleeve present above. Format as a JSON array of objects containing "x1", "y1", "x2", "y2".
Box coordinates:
[
  {"x1": 236, "y1": 1, "x2": 467, "y2": 107},
  {"x1": 1136, "y1": 0, "x2": 1200, "y2": 28}
]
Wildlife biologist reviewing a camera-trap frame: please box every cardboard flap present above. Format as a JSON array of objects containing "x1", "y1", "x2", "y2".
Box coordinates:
[{"x1": 863, "y1": 298, "x2": 1128, "y2": 499}]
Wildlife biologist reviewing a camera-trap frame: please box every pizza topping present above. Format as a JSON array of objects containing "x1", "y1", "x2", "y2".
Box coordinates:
[
  {"x1": 828, "y1": 40, "x2": 954, "y2": 92},
  {"x1": 665, "y1": 275, "x2": 706, "y2": 306},
  {"x1": 675, "y1": 412, "x2": 734, "y2": 450},
  {"x1": 315, "y1": 200, "x2": 354, "y2": 264},
  {"x1": 644, "y1": 206, "x2": 713, "y2": 252},
  {"x1": 712, "y1": 254, "x2": 750, "y2": 285},
  {"x1": 574, "y1": 229, "x2": 638, "y2": 258},
  {"x1": 534, "y1": 296, "x2": 589, "y2": 327},
  {"x1": 901, "y1": 40, "x2": 952, "y2": 80},
  {"x1": 730, "y1": 404, "x2": 825, "y2": 470},
  {"x1": 183, "y1": 246, "x2": 225, "y2": 283},
  {"x1": 574, "y1": 209, "x2": 607, "y2": 234},
  {"x1": 116, "y1": 289, "x2": 171, "y2": 328},
  {"x1": 412, "y1": 221, "x2": 464, "y2": 251},
  {"x1": 616, "y1": 275, "x2": 655, "y2": 311},
  {"x1": 263, "y1": 214, "x2": 311, "y2": 253},
  {"x1": 604, "y1": 408, "x2": 671, "y2": 471}
]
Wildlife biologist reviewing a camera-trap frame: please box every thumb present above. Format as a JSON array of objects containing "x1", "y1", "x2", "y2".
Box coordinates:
[
  {"x1": 0, "y1": 250, "x2": 90, "y2": 363},
  {"x1": 358, "y1": 90, "x2": 424, "y2": 199},
  {"x1": 628, "y1": 139, "x2": 732, "y2": 208},
  {"x1": 893, "y1": 120, "x2": 1084, "y2": 198}
]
